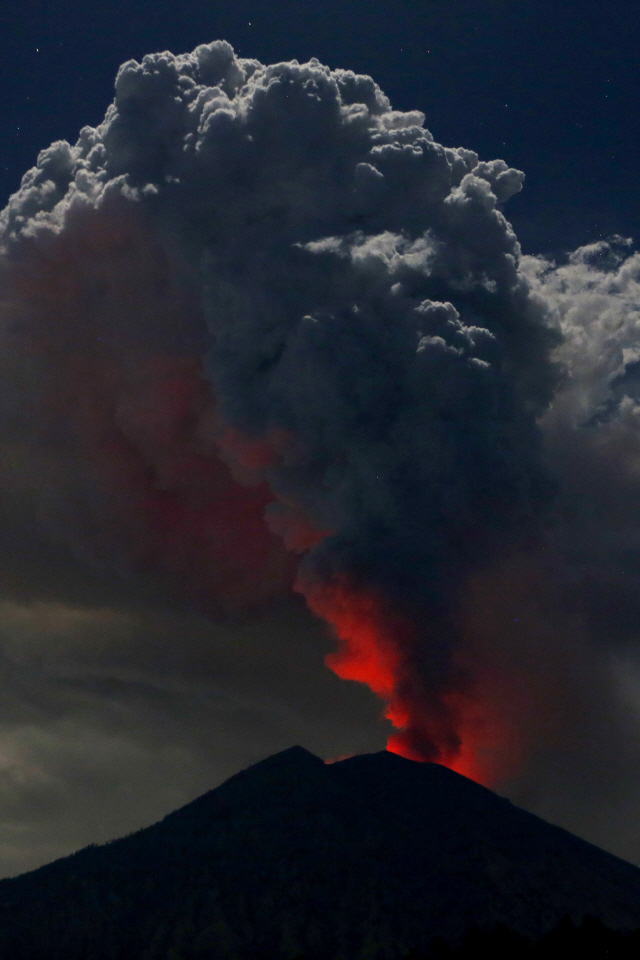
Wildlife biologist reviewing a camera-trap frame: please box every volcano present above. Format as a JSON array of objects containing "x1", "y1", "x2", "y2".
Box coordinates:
[{"x1": 0, "y1": 747, "x2": 639, "y2": 958}]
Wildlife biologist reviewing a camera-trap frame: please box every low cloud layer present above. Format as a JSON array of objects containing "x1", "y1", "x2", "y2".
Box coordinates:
[
  {"x1": 0, "y1": 579, "x2": 386, "y2": 877},
  {"x1": 0, "y1": 42, "x2": 640, "y2": 873}
]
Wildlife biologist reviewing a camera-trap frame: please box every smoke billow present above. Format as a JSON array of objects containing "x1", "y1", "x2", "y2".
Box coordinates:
[{"x1": 2, "y1": 41, "x2": 640, "y2": 786}]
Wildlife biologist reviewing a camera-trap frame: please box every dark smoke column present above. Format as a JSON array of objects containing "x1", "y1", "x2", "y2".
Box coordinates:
[{"x1": 0, "y1": 42, "x2": 562, "y2": 780}]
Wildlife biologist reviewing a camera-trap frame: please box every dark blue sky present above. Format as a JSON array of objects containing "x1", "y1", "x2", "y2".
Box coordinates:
[{"x1": 1, "y1": 0, "x2": 637, "y2": 255}]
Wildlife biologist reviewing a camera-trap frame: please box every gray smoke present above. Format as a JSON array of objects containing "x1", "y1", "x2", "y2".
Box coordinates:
[{"x1": 2, "y1": 40, "x2": 640, "y2": 822}]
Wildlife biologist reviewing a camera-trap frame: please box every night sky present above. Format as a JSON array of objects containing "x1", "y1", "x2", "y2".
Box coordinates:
[
  {"x1": 0, "y1": 0, "x2": 639, "y2": 880},
  {"x1": 4, "y1": 0, "x2": 638, "y2": 254}
]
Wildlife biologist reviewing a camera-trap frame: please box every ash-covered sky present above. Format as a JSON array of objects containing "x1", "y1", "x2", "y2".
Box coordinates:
[{"x1": 1, "y1": 0, "x2": 640, "y2": 880}]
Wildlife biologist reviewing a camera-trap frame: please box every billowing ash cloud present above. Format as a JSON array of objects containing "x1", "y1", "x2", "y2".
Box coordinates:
[
  {"x1": 2, "y1": 41, "x2": 639, "y2": 787},
  {"x1": 524, "y1": 238, "x2": 640, "y2": 645}
]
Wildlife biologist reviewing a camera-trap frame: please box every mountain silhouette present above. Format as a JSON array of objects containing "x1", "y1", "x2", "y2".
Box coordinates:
[{"x1": 1, "y1": 746, "x2": 640, "y2": 959}]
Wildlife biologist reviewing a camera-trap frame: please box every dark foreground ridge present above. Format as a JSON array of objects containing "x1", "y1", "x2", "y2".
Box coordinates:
[{"x1": 1, "y1": 746, "x2": 640, "y2": 959}]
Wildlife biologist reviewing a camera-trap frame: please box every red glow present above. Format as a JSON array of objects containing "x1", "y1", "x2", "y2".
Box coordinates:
[
  {"x1": 215, "y1": 423, "x2": 292, "y2": 476},
  {"x1": 5, "y1": 206, "x2": 296, "y2": 613},
  {"x1": 323, "y1": 753, "x2": 356, "y2": 764},
  {"x1": 302, "y1": 575, "x2": 519, "y2": 786}
]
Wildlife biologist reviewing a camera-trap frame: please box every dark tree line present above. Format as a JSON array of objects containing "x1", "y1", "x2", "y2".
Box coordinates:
[{"x1": 415, "y1": 915, "x2": 640, "y2": 960}]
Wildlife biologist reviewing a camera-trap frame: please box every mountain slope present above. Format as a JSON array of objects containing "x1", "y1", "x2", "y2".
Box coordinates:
[{"x1": 0, "y1": 746, "x2": 639, "y2": 959}]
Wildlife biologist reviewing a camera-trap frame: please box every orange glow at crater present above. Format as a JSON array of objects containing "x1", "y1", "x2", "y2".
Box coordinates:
[{"x1": 302, "y1": 575, "x2": 520, "y2": 787}]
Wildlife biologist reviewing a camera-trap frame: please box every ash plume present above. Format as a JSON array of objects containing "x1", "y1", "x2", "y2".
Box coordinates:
[{"x1": 1, "y1": 40, "x2": 639, "y2": 785}]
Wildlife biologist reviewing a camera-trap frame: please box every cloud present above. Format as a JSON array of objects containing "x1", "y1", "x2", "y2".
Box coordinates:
[
  {"x1": 523, "y1": 237, "x2": 640, "y2": 633},
  {"x1": 2, "y1": 41, "x2": 640, "y2": 870},
  {"x1": 0, "y1": 592, "x2": 386, "y2": 877},
  {"x1": 1, "y1": 41, "x2": 560, "y2": 768}
]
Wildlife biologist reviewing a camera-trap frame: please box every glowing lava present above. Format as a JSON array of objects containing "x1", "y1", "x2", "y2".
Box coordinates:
[{"x1": 300, "y1": 574, "x2": 521, "y2": 786}]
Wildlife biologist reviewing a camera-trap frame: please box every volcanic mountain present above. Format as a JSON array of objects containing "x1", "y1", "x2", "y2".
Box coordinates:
[{"x1": 1, "y1": 747, "x2": 640, "y2": 959}]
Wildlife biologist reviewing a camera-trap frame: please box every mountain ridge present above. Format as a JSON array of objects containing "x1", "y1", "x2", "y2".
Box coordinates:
[{"x1": 0, "y1": 746, "x2": 639, "y2": 959}]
